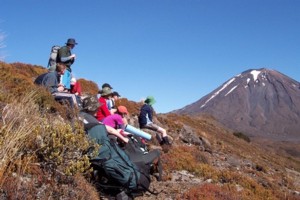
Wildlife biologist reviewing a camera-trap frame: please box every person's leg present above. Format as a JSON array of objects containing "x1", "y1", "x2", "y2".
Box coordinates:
[
  {"x1": 53, "y1": 92, "x2": 78, "y2": 108},
  {"x1": 54, "y1": 95, "x2": 74, "y2": 107},
  {"x1": 144, "y1": 123, "x2": 170, "y2": 145}
]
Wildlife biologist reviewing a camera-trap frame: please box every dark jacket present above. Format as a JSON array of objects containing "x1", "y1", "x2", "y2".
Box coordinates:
[
  {"x1": 138, "y1": 104, "x2": 153, "y2": 128},
  {"x1": 57, "y1": 46, "x2": 74, "y2": 70}
]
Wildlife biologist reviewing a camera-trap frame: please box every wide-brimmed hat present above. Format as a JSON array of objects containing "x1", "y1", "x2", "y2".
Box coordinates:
[
  {"x1": 145, "y1": 96, "x2": 156, "y2": 105},
  {"x1": 82, "y1": 95, "x2": 100, "y2": 112},
  {"x1": 66, "y1": 38, "x2": 78, "y2": 45},
  {"x1": 100, "y1": 87, "x2": 112, "y2": 96},
  {"x1": 102, "y1": 83, "x2": 113, "y2": 89},
  {"x1": 117, "y1": 106, "x2": 129, "y2": 115}
]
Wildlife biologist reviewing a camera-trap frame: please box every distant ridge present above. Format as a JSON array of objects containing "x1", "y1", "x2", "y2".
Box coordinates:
[{"x1": 173, "y1": 68, "x2": 300, "y2": 141}]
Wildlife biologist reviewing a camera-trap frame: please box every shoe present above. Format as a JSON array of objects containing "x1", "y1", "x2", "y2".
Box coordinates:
[{"x1": 162, "y1": 136, "x2": 171, "y2": 145}]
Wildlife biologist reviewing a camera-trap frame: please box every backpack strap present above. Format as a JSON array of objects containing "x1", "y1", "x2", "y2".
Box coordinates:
[
  {"x1": 84, "y1": 122, "x2": 100, "y2": 132},
  {"x1": 156, "y1": 157, "x2": 163, "y2": 182}
]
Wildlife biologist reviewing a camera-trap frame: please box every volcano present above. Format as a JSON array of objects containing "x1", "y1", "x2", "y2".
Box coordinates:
[{"x1": 173, "y1": 68, "x2": 300, "y2": 141}]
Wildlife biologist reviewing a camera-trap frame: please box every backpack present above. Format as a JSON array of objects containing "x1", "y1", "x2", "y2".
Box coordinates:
[
  {"x1": 122, "y1": 135, "x2": 163, "y2": 181},
  {"x1": 47, "y1": 45, "x2": 60, "y2": 68},
  {"x1": 89, "y1": 127, "x2": 152, "y2": 198},
  {"x1": 79, "y1": 113, "x2": 155, "y2": 198}
]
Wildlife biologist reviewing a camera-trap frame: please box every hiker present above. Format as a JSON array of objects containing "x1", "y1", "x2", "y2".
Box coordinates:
[
  {"x1": 138, "y1": 96, "x2": 171, "y2": 146},
  {"x1": 34, "y1": 63, "x2": 79, "y2": 108},
  {"x1": 107, "y1": 91, "x2": 120, "y2": 113},
  {"x1": 70, "y1": 77, "x2": 82, "y2": 96},
  {"x1": 101, "y1": 83, "x2": 116, "y2": 113},
  {"x1": 79, "y1": 95, "x2": 129, "y2": 143},
  {"x1": 79, "y1": 95, "x2": 153, "y2": 198},
  {"x1": 102, "y1": 105, "x2": 130, "y2": 135},
  {"x1": 96, "y1": 87, "x2": 113, "y2": 121},
  {"x1": 57, "y1": 38, "x2": 78, "y2": 91}
]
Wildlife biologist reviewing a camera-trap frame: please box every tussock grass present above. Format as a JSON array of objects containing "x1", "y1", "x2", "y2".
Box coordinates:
[
  {"x1": 0, "y1": 90, "x2": 99, "y2": 198},
  {"x1": 0, "y1": 91, "x2": 42, "y2": 185}
]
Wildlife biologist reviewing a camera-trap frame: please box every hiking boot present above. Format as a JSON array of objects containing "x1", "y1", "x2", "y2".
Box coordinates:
[{"x1": 162, "y1": 136, "x2": 171, "y2": 145}]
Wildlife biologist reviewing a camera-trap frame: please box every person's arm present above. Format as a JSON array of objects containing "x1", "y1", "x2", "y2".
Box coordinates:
[
  {"x1": 146, "y1": 105, "x2": 153, "y2": 122},
  {"x1": 76, "y1": 82, "x2": 82, "y2": 96},
  {"x1": 105, "y1": 125, "x2": 129, "y2": 143},
  {"x1": 58, "y1": 47, "x2": 75, "y2": 62},
  {"x1": 60, "y1": 55, "x2": 75, "y2": 62},
  {"x1": 115, "y1": 115, "x2": 127, "y2": 130}
]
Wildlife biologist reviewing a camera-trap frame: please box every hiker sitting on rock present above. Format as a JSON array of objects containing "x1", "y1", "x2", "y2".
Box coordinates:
[
  {"x1": 107, "y1": 91, "x2": 121, "y2": 114},
  {"x1": 96, "y1": 87, "x2": 113, "y2": 121},
  {"x1": 80, "y1": 95, "x2": 129, "y2": 143},
  {"x1": 70, "y1": 77, "x2": 82, "y2": 96},
  {"x1": 34, "y1": 63, "x2": 79, "y2": 108},
  {"x1": 138, "y1": 96, "x2": 171, "y2": 146},
  {"x1": 102, "y1": 105, "x2": 131, "y2": 136}
]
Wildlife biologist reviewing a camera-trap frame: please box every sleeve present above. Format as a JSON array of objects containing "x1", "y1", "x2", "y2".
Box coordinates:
[
  {"x1": 44, "y1": 74, "x2": 58, "y2": 94},
  {"x1": 147, "y1": 105, "x2": 153, "y2": 122},
  {"x1": 115, "y1": 115, "x2": 125, "y2": 129},
  {"x1": 58, "y1": 47, "x2": 73, "y2": 62},
  {"x1": 96, "y1": 98, "x2": 111, "y2": 120},
  {"x1": 76, "y1": 82, "x2": 82, "y2": 95}
]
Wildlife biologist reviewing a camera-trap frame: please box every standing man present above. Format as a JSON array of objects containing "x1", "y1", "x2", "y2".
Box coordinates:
[{"x1": 57, "y1": 38, "x2": 78, "y2": 91}]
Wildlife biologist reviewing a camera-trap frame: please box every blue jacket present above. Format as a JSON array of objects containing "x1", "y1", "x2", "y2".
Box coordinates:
[
  {"x1": 34, "y1": 71, "x2": 60, "y2": 94},
  {"x1": 138, "y1": 103, "x2": 153, "y2": 127}
]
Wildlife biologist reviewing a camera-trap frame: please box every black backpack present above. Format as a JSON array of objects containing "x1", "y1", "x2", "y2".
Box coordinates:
[{"x1": 121, "y1": 135, "x2": 163, "y2": 181}]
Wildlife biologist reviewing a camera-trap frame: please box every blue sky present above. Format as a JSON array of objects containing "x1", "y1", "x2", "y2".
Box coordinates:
[{"x1": 1, "y1": 0, "x2": 300, "y2": 113}]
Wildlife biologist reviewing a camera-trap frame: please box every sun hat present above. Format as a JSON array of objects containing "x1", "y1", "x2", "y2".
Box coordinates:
[
  {"x1": 100, "y1": 87, "x2": 113, "y2": 97},
  {"x1": 117, "y1": 106, "x2": 129, "y2": 115},
  {"x1": 102, "y1": 83, "x2": 113, "y2": 89},
  {"x1": 66, "y1": 38, "x2": 78, "y2": 45},
  {"x1": 145, "y1": 96, "x2": 156, "y2": 105},
  {"x1": 82, "y1": 95, "x2": 100, "y2": 112}
]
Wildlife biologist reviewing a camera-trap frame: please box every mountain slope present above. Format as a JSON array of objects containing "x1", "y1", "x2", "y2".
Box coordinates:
[
  {"x1": 174, "y1": 68, "x2": 300, "y2": 141},
  {"x1": 1, "y1": 62, "x2": 299, "y2": 199}
]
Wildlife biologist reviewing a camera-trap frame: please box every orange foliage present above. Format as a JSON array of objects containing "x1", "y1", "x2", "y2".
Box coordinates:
[
  {"x1": 78, "y1": 78, "x2": 99, "y2": 95},
  {"x1": 180, "y1": 184, "x2": 241, "y2": 200}
]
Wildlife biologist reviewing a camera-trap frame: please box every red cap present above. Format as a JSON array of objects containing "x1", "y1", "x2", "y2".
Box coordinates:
[{"x1": 117, "y1": 106, "x2": 129, "y2": 115}]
